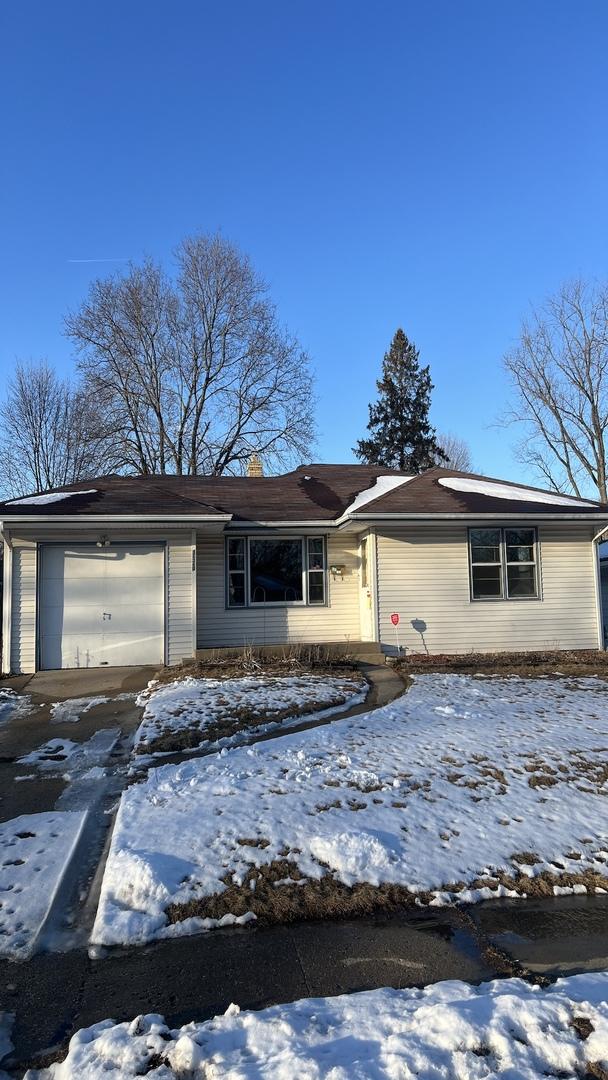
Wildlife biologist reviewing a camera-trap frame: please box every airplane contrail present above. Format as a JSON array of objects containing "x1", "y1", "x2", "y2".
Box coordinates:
[{"x1": 67, "y1": 257, "x2": 129, "y2": 264}]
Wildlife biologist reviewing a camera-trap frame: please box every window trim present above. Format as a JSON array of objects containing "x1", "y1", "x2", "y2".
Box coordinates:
[
  {"x1": 225, "y1": 535, "x2": 328, "y2": 609},
  {"x1": 468, "y1": 526, "x2": 540, "y2": 602}
]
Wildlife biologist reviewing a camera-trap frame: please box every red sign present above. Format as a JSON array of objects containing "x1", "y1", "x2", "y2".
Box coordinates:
[{"x1": 390, "y1": 613, "x2": 400, "y2": 626}]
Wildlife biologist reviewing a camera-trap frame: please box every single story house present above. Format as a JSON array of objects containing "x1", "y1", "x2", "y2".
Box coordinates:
[{"x1": 1, "y1": 463, "x2": 607, "y2": 673}]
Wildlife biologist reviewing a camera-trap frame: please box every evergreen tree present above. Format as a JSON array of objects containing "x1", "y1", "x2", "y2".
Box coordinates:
[{"x1": 354, "y1": 328, "x2": 447, "y2": 472}]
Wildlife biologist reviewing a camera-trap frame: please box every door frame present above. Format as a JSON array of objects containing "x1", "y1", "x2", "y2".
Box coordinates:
[
  {"x1": 36, "y1": 540, "x2": 167, "y2": 671},
  {"x1": 358, "y1": 530, "x2": 379, "y2": 642}
]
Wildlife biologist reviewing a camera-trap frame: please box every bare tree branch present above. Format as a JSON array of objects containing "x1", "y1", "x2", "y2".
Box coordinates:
[
  {"x1": 502, "y1": 279, "x2": 608, "y2": 501},
  {"x1": 435, "y1": 432, "x2": 474, "y2": 471},
  {"x1": 0, "y1": 360, "x2": 117, "y2": 498},
  {"x1": 65, "y1": 234, "x2": 316, "y2": 476}
]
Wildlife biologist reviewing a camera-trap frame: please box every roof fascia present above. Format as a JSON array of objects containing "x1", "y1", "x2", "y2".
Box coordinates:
[
  {"x1": 225, "y1": 519, "x2": 338, "y2": 529},
  {"x1": 0, "y1": 513, "x2": 232, "y2": 525},
  {"x1": 339, "y1": 511, "x2": 608, "y2": 525}
]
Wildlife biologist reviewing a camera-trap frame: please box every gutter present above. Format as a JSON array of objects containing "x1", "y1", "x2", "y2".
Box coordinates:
[
  {"x1": 0, "y1": 525, "x2": 12, "y2": 674},
  {"x1": 0, "y1": 513, "x2": 233, "y2": 525},
  {"x1": 338, "y1": 512, "x2": 608, "y2": 525}
]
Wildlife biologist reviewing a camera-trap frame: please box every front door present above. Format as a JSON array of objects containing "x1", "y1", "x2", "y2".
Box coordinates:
[{"x1": 358, "y1": 536, "x2": 374, "y2": 641}]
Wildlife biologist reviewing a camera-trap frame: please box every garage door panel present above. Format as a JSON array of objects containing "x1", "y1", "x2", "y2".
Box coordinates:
[
  {"x1": 45, "y1": 578, "x2": 107, "y2": 607},
  {"x1": 95, "y1": 549, "x2": 165, "y2": 578},
  {"x1": 99, "y1": 604, "x2": 165, "y2": 634},
  {"x1": 94, "y1": 633, "x2": 165, "y2": 666},
  {"x1": 39, "y1": 544, "x2": 165, "y2": 669},
  {"x1": 100, "y1": 577, "x2": 165, "y2": 605}
]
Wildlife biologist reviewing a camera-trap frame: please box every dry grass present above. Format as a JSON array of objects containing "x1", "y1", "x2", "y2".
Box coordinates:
[
  {"x1": 394, "y1": 649, "x2": 608, "y2": 678},
  {"x1": 154, "y1": 643, "x2": 362, "y2": 684},
  {"x1": 165, "y1": 858, "x2": 608, "y2": 930},
  {"x1": 165, "y1": 859, "x2": 423, "y2": 926}
]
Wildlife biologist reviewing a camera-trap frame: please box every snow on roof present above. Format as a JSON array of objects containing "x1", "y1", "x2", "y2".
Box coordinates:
[
  {"x1": 343, "y1": 475, "x2": 413, "y2": 515},
  {"x1": 6, "y1": 489, "x2": 98, "y2": 506},
  {"x1": 438, "y1": 476, "x2": 598, "y2": 507}
]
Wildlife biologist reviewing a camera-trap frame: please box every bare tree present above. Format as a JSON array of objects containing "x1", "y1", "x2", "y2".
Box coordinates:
[
  {"x1": 65, "y1": 234, "x2": 315, "y2": 476},
  {"x1": 503, "y1": 279, "x2": 608, "y2": 501},
  {"x1": 0, "y1": 361, "x2": 115, "y2": 498},
  {"x1": 435, "y1": 431, "x2": 473, "y2": 471}
]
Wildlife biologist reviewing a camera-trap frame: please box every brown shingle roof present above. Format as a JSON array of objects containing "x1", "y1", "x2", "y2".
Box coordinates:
[
  {"x1": 356, "y1": 467, "x2": 604, "y2": 516},
  {"x1": 0, "y1": 465, "x2": 603, "y2": 521}
]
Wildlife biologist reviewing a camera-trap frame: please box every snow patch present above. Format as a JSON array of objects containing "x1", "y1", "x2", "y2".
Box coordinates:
[
  {"x1": 18, "y1": 729, "x2": 121, "y2": 778},
  {"x1": 23, "y1": 973, "x2": 608, "y2": 1079},
  {"x1": 438, "y1": 475, "x2": 599, "y2": 506},
  {"x1": 50, "y1": 696, "x2": 111, "y2": 724},
  {"x1": 0, "y1": 811, "x2": 86, "y2": 957},
  {"x1": 0, "y1": 689, "x2": 31, "y2": 726},
  {"x1": 343, "y1": 474, "x2": 413, "y2": 515},
  {"x1": 6, "y1": 489, "x2": 98, "y2": 506}
]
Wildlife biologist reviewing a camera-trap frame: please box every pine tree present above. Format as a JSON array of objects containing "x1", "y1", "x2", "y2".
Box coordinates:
[{"x1": 354, "y1": 328, "x2": 447, "y2": 472}]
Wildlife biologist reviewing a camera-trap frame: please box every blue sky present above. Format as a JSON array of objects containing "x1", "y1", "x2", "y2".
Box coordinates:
[{"x1": 1, "y1": 1, "x2": 607, "y2": 482}]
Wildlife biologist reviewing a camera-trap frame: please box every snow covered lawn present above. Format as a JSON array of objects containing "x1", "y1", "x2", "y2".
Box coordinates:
[
  {"x1": 133, "y1": 674, "x2": 367, "y2": 757},
  {"x1": 92, "y1": 674, "x2": 608, "y2": 947},
  {"x1": 24, "y1": 973, "x2": 608, "y2": 1079},
  {"x1": 0, "y1": 811, "x2": 86, "y2": 957}
]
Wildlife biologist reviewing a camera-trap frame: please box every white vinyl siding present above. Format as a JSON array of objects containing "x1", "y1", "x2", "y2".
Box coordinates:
[
  {"x1": 376, "y1": 523, "x2": 599, "y2": 654},
  {"x1": 10, "y1": 541, "x2": 37, "y2": 674},
  {"x1": 166, "y1": 535, "x2": 195, "y2": 665},
  {"x1": 197, "y1": 534, "x2": 360, "y2": 647}
]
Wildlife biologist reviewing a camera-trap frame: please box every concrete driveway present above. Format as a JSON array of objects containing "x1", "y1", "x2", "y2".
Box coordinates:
[
  {"x1": 0, "y1": 666, "x2": 156, "y2": 760},
  {"x1": 0, "y1": 665, "x2": 162, "y2": 983}
]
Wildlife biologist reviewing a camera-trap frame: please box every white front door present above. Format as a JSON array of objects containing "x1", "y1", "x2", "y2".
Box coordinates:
[
  {"x1": 39, "y1": 543, "x2": 165, "y2": 669},
  {"x1": 358, "y1": 536, "x2": 374, "y2": 641}
]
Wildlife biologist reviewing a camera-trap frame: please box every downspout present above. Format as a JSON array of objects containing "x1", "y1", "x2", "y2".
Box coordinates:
[
  {"x1": 1, "y1": 525, "x2": 12, "y2": 674},
  {"x1": 591, "y1": 524, "x2": 608, "y2": 650}
]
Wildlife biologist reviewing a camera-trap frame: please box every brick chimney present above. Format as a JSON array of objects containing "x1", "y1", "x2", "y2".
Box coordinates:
[{"x1": 247, "y1": 452, "x2": 263, "y2": 477}]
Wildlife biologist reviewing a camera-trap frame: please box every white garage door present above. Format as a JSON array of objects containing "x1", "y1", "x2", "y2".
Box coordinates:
[{"x1": 39, "y1": 543, "x2": 165, "y2": 669}]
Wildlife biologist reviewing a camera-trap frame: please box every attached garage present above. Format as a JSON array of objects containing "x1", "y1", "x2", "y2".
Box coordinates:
[{"x1": 38, "y1": 543, "x2": 165, "y2": 669}]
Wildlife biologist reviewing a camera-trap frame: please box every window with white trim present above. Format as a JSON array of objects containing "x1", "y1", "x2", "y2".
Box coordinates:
[
  {"x1": 469, "y1": 527, "x2": 539, "y2": 600},
  {"x1": 226, "y1": 537, "x2": 327, "y2": 607}
]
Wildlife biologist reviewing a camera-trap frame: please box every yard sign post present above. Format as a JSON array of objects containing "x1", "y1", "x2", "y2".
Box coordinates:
[{"x1": 390, "y1": 612, "x2": 400, "y2": 653}]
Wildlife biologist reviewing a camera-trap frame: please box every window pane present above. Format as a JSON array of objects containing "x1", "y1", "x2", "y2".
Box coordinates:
[
  {"x1": 228, "y1": 538, "x2": 245, "y2": 571},
  {"x1": 505, "y1": 528, "x2": 535, "y2": 547},
  {"x1": 505, "y1": 529, "x2": 535, "y2": 564},
  {"x1": 506, "y1": 545, "x2": 534, "y2": 563},
  {"x1": 507, "y1": 564, "x2": 536, "y2": 597},
  {"x1": 228, "y1": 572, "x2": 245, "y2": 606},
  {"x1": 250, "y1": 539, "x2": 303, "y2": 603},
  {"x1": 308, "y1": 571, "x2": 325, "y2": 604},
  {"x1": 472, "y1": 564, "x2": 502, "y2": 598},
  {"x1": 360, "y1": 537, "x2": 368, "y2": 588},
  {"x1": 470, "y1": 529, "x2": 501, "y2": 563},
  {"x1": 307, "y1": 538, "x2": 324, "y2": 571}
]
